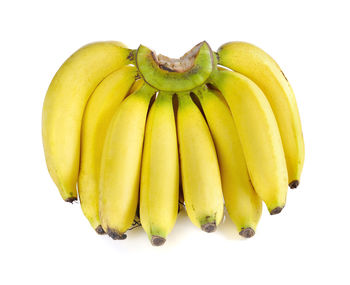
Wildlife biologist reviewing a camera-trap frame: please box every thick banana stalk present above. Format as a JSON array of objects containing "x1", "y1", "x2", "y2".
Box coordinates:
[
  {"x1": 211, "y1": 69, "x2": 288, "y2": 214},
  {"x1": 217, "y1": 42, "x2": 304, "y2": 188},
  {"x1": 42, "y1": 41, "x2": 132, "y2": 201},
  {"x1": 99, "y1": 84, "x2": 156, "y2": 240},
  {"x1": 176, "y1": 93, "x2": 223, "y2": 232},
  {"x1": 195, "y1": 86, "x2": 262, "y2": 237},
  {"x1": 78, "y1": 65, "x2": 137, "y2": 234},
  {"x1": 140, "y1": 91, "x2": 179, "y2": 246}
]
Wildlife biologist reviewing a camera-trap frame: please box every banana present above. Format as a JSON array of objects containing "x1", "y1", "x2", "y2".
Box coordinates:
[
  {"x1": 78, "y1": 65, "x2": 137, "y2": 234},
  {"x1": 217, "y1": 42, "x2": 304, "y2": 188},
  {"x1": 195, "y1": 86, "x2": 262, "y2": 237},
  {"x1": 140, "y1": 91, "x2": 179, "y2": 246},
  {"x1": 176, "y1": 92, "x2": 223, "y2": 232},
  {"x1": 128, "y1": 78, "x2": 144, "y2": 95},
  {"x1": 99, "y1": 84, "x2": 156, "y2": 240},
  {"x1": 42, "y1": 41, "x2": 132, "y2": 201},
  {"x1": 211, "y1": 69, "x2": 288, "y2": 214}
]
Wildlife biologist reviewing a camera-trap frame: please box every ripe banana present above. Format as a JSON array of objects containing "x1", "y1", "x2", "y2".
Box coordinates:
[
  {"x1": 42, "y1": 41, "x2": 132, "y2": 201},
  {"x1": 99, "y1": 84, "x2": 156, "y2": 240},
  {"x1": 176, "y1": 92, "x2": 224, "y2": 232},
  {"x1": 42, "y1": 40, "x2": 302, "y2": 242},
  {"x1": 195, "y1": 86, "x2": 262, "y2": 237},
  {"x1": 140, "y1": 91, "x2": 179, "y2": 246},
  {"x1": 217, "y1": 42, "x2": 304, "y2": 188},
  {"x1": 128, "y1": 78, "x2": 144, "y2": 95},
  {"x1": 78, "y1": 65, "x2": 137, "y2": 234},
  {"x1": 211, "y1": 69, "x2": 288, "y2": 214}
]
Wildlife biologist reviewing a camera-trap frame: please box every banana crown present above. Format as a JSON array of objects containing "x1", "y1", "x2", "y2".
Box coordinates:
[{"x1": 136, "y1": 42, "x2": 214, "y2": 92}]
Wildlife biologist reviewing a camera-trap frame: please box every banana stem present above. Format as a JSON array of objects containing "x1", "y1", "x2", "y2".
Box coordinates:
[{"x1": 126, "y1": 49, "x2": 137, "y2": 64}]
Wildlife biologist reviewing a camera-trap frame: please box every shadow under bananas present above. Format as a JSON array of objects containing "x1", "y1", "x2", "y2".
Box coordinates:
[
  {"x1": 216, "y1": 208, "x2": 249, "y2": 241},
  {"x1": 103, "y1": 204, "x2": 249, "y2": 244},
  {"x1": 121, "y1": 202, "x2": 189, "y2": 245}
]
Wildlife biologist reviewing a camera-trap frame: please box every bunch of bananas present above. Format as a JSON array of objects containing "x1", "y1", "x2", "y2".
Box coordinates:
[{"x1": 42, "y1": 41, "x2": 304, "y2": 246}]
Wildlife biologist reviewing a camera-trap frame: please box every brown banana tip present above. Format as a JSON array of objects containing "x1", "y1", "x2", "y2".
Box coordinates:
[
  {"x1": 151, "y1": 235, "x2": 166, "y2": 246},
  {"x1": 95, "y1": 225, "x2": 105, "y2": 235},
  {"x1": 65, "y1": 197, "x2": 77, "y2": 203},
  {"x1": 239, "y1": 227, "x2": 255, "y2": 238},
  {"x1": 270, "y1": 206, "x2": 284, "y2": 215},
  {"x1": 107, "y1": 228, "x2": 127, "y2": 240},
  {"x1": 201, "y1": 222, "x2": 217, "y2": 233},
  {"x1": 289, "y1": 180, "x2": 300, "y2": 189}
]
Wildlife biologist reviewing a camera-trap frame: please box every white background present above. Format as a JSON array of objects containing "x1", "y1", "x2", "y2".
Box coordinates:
[{"x1": 1, "y1": 0, "x2": 349, "y2": 284}]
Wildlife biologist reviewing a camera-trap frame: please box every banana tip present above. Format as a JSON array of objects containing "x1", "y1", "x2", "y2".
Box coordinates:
[
  {"x1": 64, "y1": 197, "x2": 77, "y2": 203},
  {"x1": 107, "y1": 228, "x2": 127, "y2": 240},
  {"x1": 270, "y1": 207, "x2": 284, "y2": 215},
  {"x1": 239, "y1": 227, "x2": 255, "y2": 238},
  {"x1": 201, "y1": 222, "x2": 217, "y2": 233},
  {"x1": 151, "y1": 235, "x2": 166, "y2": 246},
  {"x1": 95, "y1": 225, "x2": 105, "y2": 235},
  {"x1": 289, "y1": 180, "x2": 299, "y2": 189}
]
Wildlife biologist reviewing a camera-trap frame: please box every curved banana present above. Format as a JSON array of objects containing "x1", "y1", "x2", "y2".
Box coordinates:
[
  {"x1": 140, "y1": 91, "x2": 179, "y2": 246},
  {"x1": 78, "y1": 65, "x2": 137, "y2": 234},
  {"x1": 211, "y1": 69, "x2": 288, "y2": 214},
  {"x1": 195, "y1": 86, "x2": 262, "y2": 237},
  {"x1": 99, "y1": 84, "x2": 156, "y2": 240},
  {"x1": 42, "y1": 41, "x2": 132, "y2": 201},
  {"x1": 217, "y1": 42, "x2": 304, "y2": 188},
  {"x1": 176, "y1": 92, "x2": 223, "y2": 232}
]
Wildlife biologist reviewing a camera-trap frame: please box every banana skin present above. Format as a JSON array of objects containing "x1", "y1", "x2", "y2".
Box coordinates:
[
  {"x1": 195, "y1": 86, "x2": 262, "y2": 237},
  {"x1": 211, "y1": 69, "x2": 288, "y2": 214},
  {"x1": 140, "y1": 91, "x2": 179, "y2": 246},
  {"x1": 78, "y1": 65, "x2": 137, "y2": 233},
  {"x1": 218, "y1": 42, "x2": 304, "y2": 187},
  {"x1": 176, "y1": 92, "x2": 224, "y2": 232},
  {"x1": 42, "y1": 41, "x2": 132, "y2": 201},
  {"x1": 99, "y1": 84, "x2": 156, "y2": 240}
]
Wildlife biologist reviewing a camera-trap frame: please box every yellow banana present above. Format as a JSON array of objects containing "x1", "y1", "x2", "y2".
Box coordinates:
[
  {"x1": 140, "y1": 91, "x2": 179, "y2": 246},
  {"x1": 211, "y1": 69, "x2": 288, "y2": 214},
  {"x1": 78, "y1": 65, "x2": 137, "y2": 234},
  {"x1": 128, "y1": 78, "x2": 144, "y2": 95},
  {"x1": 99, "y1": 84, "x2": 156, "y2": 240},
  {"x1": 42, "y1": 41, "x2": 132, "y2": 201},
  {"x1": 217, "y1": 42, "x2": 304, "y2": 188},
  {"x1": 195, "y1": 86, "x2": 262, "y2": 237},
  {"x1": 176, "y1": 92, "x2": 223, "y2": 232}
]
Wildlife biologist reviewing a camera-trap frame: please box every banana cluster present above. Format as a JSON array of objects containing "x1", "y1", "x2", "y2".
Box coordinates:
[{"x1": 42, "y1": 41, "x2": 304, "y2": 246}]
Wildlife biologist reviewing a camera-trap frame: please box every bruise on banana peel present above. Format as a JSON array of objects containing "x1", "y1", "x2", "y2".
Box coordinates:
[{"x1": 136, "y1": 41, "x2": 214, "y2": 91}]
